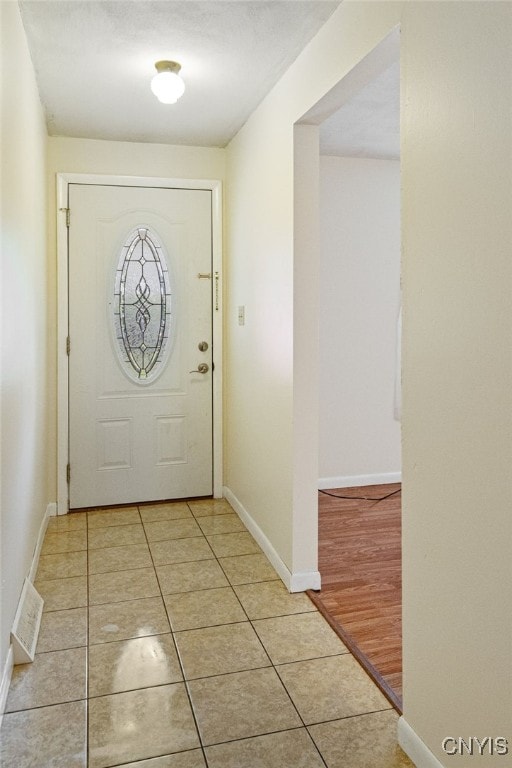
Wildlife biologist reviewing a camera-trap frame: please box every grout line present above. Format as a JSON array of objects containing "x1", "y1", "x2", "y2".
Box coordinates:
[
  {"x1": 86, "y1": 680, "x2": 188, "y2": 702},
  {"x1": 34, "y1": 573, "x2": 87, "y2": 585},
  {"x1": 96, "y1": 747, "x2": 205, "y2": 768},
  {"x1": 161, "y1": 501, "x2": 210, "y2": 766},
  {"x1": 4, "y1": 697, "x2": 89, "y2": 716},
  {"x1": 307, "y1": 705, "x2": 396, "y2": 727},
  {"x1": 31, "y1": 643, "x2": 88, "y2": 657},
  {"x1": 139, "y1": 506, "x2": 170, "y2": 635},
  {"x1": 200, "y1": 724, "x2": 315, "y2": 752}
]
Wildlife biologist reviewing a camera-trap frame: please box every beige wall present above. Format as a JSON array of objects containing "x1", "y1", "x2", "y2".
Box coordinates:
[
  {"x1": 46, "y1": 137, "x2": 226, "y2": 502},
  {"x1": 0, "y1": 2, "x2": 49, "y2": 675},
  {"x1": 225, "y1": 109, "x2": 295, "y2": 570},
  {"x1": 225, "y1": 2, "x2": 402, "y2": 586},
  {"x1": 226, "y1": 0, "x2": 512, "y2": 764},
  {"x1": 400, "y1": 3, "x2": 512, "y2": 763}
]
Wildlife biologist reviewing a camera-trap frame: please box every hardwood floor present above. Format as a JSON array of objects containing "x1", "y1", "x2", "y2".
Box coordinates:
[{"x1": 308, "y1": 484, "x2": 402, "y2": 712}]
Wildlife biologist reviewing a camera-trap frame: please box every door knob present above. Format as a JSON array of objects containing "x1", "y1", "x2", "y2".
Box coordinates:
[
  {"x1": 198, "y1": 341, "x2": 209, "y2": 352},
  {"x1": 189, "y1": 363, "x2": 209, "y2": 374}
]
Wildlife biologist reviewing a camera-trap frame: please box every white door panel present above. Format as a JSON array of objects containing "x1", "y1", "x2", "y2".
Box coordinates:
[{"x1": 69, "y1": 184, "x2": 213, "y2": 508}]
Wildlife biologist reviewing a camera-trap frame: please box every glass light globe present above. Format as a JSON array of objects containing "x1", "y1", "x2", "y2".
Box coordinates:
[{"x1": 151, "y1": 62, "x2": 185, "y2": 104}]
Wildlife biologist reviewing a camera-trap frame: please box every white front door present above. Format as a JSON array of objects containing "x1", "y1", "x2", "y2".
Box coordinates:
[{"x1": 68, "y1": 184, "x2": 213, "y2": 508}]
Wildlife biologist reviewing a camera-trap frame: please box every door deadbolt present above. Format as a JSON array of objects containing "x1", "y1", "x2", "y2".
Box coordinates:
[
  {"x1": 189, "y1": 363, "x2": 209, "y2": 374},
  {"x1": 198, "y1": 341, "x2": 209, "y2": 352}
]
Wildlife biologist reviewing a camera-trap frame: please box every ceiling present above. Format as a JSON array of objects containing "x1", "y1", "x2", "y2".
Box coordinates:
[{"x1": 19, "y1": 0, "x2": 399, "y2": 158}]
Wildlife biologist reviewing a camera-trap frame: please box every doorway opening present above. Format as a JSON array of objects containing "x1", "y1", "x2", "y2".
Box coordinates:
[{"x1": 295, "y1": 29, "x2": 402, "y2": 710}]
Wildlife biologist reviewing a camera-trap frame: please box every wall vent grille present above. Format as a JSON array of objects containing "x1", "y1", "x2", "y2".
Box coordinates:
[{"x1": 11, "y1": 579, "x2": 44, "y2": 664}]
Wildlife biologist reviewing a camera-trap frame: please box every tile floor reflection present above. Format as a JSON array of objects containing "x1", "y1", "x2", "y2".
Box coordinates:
[{"x1": 0, "y1": 499, "x2": 415, "y2": 767}]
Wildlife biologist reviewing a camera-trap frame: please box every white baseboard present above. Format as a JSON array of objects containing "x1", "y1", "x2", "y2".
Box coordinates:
[
  {"x1": 290, "y1": 570, "x2": 321, "y2": 591},
  {"x1": 398, "y1": 717, "x2": 446, "y2": 768},
  {"x1": 223, "y1": 486, "x2": 321, "y2": 593},
  {"x1": 27, "y1": 502, "x2": 55, "y2": 583},
  {"x1": 318, "y1": 471, "x2": 402, "y2": 490},
  {"x1": 0, "y1": 645, "x2": 14, "y2": 727}
]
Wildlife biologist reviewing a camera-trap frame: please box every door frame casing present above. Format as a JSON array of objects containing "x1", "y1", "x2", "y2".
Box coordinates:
[{"x1": 56, "y1": 173, "x2": 223, "y2": 514}]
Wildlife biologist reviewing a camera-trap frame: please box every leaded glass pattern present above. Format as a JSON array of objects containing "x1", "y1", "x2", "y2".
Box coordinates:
[{"x1": 113, "y1": 227, "x2": 171, "y2": 381}]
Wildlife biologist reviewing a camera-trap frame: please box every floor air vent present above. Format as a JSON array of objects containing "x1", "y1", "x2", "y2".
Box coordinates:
[{"x1": 11, "y1": 579, "x2": 44, "y2": 664}]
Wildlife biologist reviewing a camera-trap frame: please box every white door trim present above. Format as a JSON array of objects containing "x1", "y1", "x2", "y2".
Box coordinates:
[{"x1": 57, "y1": 173, "x2": 223, "y2": 514}]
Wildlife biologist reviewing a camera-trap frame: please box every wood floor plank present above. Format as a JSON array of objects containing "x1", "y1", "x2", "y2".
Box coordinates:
[{"x1": 310, "y1": 484, "x2": 402, "y2": 710}]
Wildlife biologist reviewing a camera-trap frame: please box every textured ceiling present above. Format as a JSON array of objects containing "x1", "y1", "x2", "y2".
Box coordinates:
[{"x1": 19, "y1": 0, "x2": 340, "y2": 147}]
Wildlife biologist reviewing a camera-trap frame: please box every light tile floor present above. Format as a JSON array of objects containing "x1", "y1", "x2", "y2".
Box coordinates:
[{"x1": 0, "y1": 499, "x2": 415, "y2": 767}]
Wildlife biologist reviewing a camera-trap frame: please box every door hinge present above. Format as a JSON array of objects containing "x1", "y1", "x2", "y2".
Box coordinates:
[
  {"x1": 66, "y1": 464, "x2": 71, "y2": 484},
  {"x1": 60, "y1": 207, "x2": 70, "y2": 227},
  {"x1": 66, "y1": 336, "x2": 71, "y2": 356}
]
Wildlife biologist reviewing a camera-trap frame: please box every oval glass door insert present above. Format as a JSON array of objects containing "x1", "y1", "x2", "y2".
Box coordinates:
[{"x1": 113, "y1": 226, "x2": 172, "y2": 382}]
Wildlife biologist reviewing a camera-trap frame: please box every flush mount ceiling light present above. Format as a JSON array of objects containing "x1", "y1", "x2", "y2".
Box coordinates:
[{"x1": 151, "y1": 60, "x2": 185, "y2": 104}]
